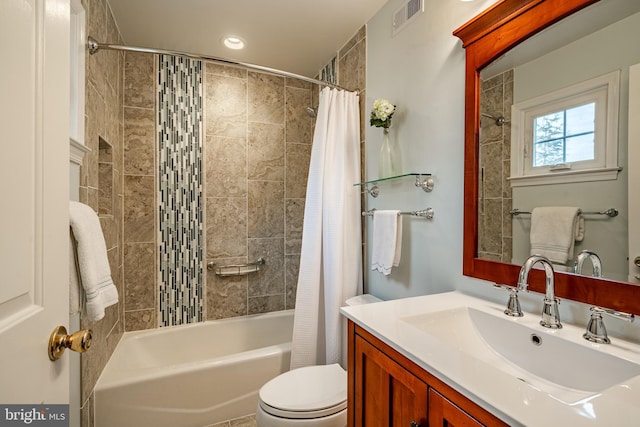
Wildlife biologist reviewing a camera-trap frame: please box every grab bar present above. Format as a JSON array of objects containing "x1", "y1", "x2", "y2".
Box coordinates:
[
  {"x1": 510, "y1": 208, "x2": 618, "y2": 218},
  {"x1": 362, "y1": 208, "x2": 434, "y2": 219},
  {"x1": 207, "y1": 258, "x2": 265, "y2": 277}
]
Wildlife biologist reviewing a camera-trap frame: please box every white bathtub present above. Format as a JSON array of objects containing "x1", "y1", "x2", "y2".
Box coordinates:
[{"x1": 94, "y1": 310, "x2": 294, "y2": 427}]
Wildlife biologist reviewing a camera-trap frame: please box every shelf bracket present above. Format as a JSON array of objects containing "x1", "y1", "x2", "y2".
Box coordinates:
[{"x1": 415, "y1": 175, "x2": 434, "y2": 192}]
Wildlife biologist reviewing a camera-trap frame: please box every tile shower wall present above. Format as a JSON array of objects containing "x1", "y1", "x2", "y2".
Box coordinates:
[
  {"x1": 119, "y1": 27, "x2": 368, "y2": 328},
  {"x1": 478, "y1": 69, "x2": 514, "y2": 263},
  {"x1": 204, "y1": 64, "x2": 314, "y2": 319},
  {"x1": 158, "y1": 55, "x2": 204, "y2": 326},
  {"x1": 79, "y1": 0, "x2": 125, "y2": 425},
  {"x1": 123, "y1": 50, "x2": 156, "y2": 331}
]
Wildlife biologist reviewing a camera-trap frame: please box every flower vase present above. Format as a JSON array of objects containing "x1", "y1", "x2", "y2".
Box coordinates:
[{"x1": 378, "y1": 128, "x2": 400, "y2": 178}]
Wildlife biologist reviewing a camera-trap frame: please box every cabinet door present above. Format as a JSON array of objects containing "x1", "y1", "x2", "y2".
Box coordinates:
[
  {"x1": 354, "y1": 335, "x2": 428, "y2": 427},
  {"x1": 428, "y1": 389, "x2": 483, "y2": 427}
]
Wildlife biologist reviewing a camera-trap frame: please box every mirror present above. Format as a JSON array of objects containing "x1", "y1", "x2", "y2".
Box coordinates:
[
  {"x1": 476, "y1": 0, "x2": 640, "y2": 282},
  {"x1": 454, "y1": 0, "x2": 640, "y2": 314}
]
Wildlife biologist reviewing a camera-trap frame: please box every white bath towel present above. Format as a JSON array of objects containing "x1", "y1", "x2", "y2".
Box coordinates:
[
  {"x1": 530, "y1": 207, "x2": 583, "y2": 265},
  {"x1": 69, "y1": 201, "x2": 119, "y2": 322},
  {"x1": 69, "y1": 234, "x2": 81, "y2": 315},
  {"x1": 371, "y1": 210, "x2": 402, "y2": 275}
]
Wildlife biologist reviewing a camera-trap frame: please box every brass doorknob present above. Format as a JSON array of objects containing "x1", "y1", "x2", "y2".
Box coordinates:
[
  {"x1": 48, "y1": 325, "x2": 92, "y2": 361},
  {"x1": 634, "y1": 256, "x2": 640, "y2": 268}
]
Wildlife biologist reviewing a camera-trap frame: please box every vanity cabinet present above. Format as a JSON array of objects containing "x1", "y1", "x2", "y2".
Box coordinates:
[{"x1": 348, "y1": 321, "x2": 507, "y2": 427}]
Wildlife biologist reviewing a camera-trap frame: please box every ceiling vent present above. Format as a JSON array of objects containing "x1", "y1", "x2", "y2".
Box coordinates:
[{"x1": 393, "y1": 0, "x2": 424, "y2": 36}]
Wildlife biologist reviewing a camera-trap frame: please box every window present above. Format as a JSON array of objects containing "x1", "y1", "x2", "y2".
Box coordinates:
[
  {"x1": 533, "y1": 102, "x2": 595, "y2": 167},
  {"x1": 510, "y1": 71, "x2": 621, "y2": 186}
]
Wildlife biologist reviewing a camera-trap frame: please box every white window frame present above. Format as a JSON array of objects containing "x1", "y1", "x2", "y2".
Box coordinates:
[
  {"x1": 510, "y1": 70, "x2": 621, "y2": 187},
  {"x1": 69, "y1": 0, "x2": 89, "y2": 166}
]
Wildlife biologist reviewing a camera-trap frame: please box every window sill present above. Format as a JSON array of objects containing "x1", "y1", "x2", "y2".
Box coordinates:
[{"x1": 509, "y1": 166, "x2": 622, "y2": 187}]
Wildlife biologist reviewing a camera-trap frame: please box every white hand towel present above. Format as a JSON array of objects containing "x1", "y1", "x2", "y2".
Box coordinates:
[
  {"x1": 69, "y1": 201, "x2": 119, "y2": 322},
  {"x1": 371, "y1": 210, "x2": 402, "y2": 275},
  {"x1": 530, "y1": 207, "x2": 582, "y2": 265}
]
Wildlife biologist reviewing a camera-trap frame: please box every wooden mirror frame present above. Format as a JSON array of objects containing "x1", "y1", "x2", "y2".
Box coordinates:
[{"x1": 454, "y1": 0, "x2": 640, "y2": 314}]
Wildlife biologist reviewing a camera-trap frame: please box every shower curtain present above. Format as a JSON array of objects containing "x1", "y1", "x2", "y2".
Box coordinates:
[{"x1": 290, "y1": 87, "x2": 363, "y2": 370}]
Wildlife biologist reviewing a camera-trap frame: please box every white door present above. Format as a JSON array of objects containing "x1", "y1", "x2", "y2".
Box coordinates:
[
  {"x1": 629, "y1": 64, "x2": 640, "y2": 283},
  {"x1": 0, "y1": 0, "x2": 70, "y2": 404}
]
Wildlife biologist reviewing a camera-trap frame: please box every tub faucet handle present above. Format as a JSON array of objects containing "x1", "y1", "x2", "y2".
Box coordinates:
[{"x1": 494, "y1": 284, "x2": 523, "y2": 317}]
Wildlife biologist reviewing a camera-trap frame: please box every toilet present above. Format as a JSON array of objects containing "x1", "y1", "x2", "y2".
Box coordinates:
[{"x1": 256, "y1": 294, "x2": 381, "y2": 426}]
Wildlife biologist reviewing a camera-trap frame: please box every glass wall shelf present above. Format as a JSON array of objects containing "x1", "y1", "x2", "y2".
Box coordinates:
[{"x1": 354, "y1": 173, "x2": 434, "y2": 197}]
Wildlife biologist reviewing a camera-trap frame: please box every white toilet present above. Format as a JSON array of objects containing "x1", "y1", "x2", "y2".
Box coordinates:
[{"x1": 256, "y1": 294, "x2": 381, "y2": 426}]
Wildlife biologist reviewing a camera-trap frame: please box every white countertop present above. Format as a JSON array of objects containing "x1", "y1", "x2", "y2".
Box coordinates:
[{"x1": 341, "y1": 291, "x2": 640, "y2": 426}]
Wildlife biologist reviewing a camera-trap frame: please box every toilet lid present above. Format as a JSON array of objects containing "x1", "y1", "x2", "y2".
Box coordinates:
[{"x1": 259, "y1": 364, "x2": 347, "y2": 419}]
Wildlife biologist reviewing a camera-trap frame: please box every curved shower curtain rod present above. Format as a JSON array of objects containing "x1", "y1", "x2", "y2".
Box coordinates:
[{"x1": 87, "y1": 37, "x2": 356, "y2": 93}]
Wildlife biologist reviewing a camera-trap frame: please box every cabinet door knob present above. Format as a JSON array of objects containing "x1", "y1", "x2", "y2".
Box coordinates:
[{"x1": 410, "y1": 422, "x2": 421, "y2": 427}]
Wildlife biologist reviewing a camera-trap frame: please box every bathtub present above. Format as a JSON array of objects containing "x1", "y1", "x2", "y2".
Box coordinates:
[{"x1": 94, "y1": 310, "x2": 294, "y2": 427}]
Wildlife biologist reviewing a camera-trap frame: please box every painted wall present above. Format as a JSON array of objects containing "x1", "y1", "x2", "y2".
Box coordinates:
[
  {"x1": 365, "y1": 0, "x2": 500, "y2": 301},
  {"x1": 365, "y1": 0, "x2": 640, "y2": 343}
]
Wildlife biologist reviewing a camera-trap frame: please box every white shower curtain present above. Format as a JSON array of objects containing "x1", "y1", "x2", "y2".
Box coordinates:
[{"x1": 290, "y1": 87, "x2": 363, "y2": 370}]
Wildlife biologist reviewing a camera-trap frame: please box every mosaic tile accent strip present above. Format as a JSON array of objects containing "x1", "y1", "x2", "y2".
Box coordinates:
[
  {"x1": 320, "y1": 56, "x2": 337, "y2": 85},
  {"x1": 158, "y1": 54, "x2": 204, "y2": 326}
]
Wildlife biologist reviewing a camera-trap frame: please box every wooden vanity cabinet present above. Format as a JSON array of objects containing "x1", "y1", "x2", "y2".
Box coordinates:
[{"x1": 348, "y1": 321, "x2": 508, "y2": 427}]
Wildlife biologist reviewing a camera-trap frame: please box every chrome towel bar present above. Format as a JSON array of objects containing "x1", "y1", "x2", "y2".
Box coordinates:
[
  {"x1": 510, "y1": 208, "x2": 618, "y2": 218},
  {"x1": 362, "y1": 208, "x2": 434, "y2": 219}
]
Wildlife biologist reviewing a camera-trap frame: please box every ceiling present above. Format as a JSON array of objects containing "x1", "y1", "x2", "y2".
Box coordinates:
[{"x1": 107, "y1": 0, "x2": 390, "y2": 78}]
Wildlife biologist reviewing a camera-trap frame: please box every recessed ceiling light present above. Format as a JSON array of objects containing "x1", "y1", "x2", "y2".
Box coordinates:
[{"x1": 223, "y1": 36, "x2": 245, "y2": 50}]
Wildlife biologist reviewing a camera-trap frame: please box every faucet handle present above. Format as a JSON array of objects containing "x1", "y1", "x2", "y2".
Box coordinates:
[
  {"x1": 583, "y1": 306, "x2": 634, "y2": 344},
  {"x1": 494, "y1": 284, "x2": 523, "y2": 317}
]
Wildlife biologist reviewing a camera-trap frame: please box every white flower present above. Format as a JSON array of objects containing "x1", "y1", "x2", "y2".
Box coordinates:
[{"x1": 370, "y1": 98, "x2": 396, "y2": 128}]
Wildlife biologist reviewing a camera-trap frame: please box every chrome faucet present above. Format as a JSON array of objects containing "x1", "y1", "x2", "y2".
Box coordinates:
[
  {"x1": 518, "y1": 255, "x2": 562, "y2": 329},
  {"x1": 573, "y1": 250, "x2": 603, "y2": 277},
  {"x1": 583, "y1": 306, "x2": 634, "y2": 344}
]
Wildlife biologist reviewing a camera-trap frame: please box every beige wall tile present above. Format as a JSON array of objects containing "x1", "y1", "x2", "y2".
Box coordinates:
[
  {"x1": 124, "y1": 243, "x2": 155, "y2": 310},
  {"x1": 98, "y1": 163, "x2": 113, "y2": 215},
  {"x1": 125, "y1": 309, "x2": 156, "y2": 331},
  {"x1": 248, "y1": 72, "x2": 284, "y2": 124},
  {"x1": 206, "y1": 258, "x2": 248, "y2": 320},
  {"x1": 206, "y1": 197, "x2": 247, "y2": 258},
  {"x1": 248, "y1": 294, "x2": 285, "y2": 315},
  {"x1": 124, "y1": 175, "x2": 155, "y2": 242},
  {"x1": 339, "y1": 26, "x2": 366, "y2": 59},
  {"x1": 285, "y1": 198, "x2": 304, "y2": 255},
  {"x1": 338, "y1": 36, "x2": 366, "y2": 92},
  {"x1": 124, "y1": 52, "x2": 155, "y2": 108},
  {"x1": 206, "y1": 75, "x2": 247, "y2": 138},
  {"x1": 86, "y1": 0, "x2": 107, "y2": 98},
  {"x1": 285, "y1": 87, "x2": 312, "y2": 144},
  {"x1": 285, "y1": 254, "x2": 300, "y2": 310},
  {"x1": 285, "y1": 143, "x2": 311, "y2": 199},
  {"x1": 99, "y1": 216, "x2": 118, "y2": 250},
  {"x1": 248, "y1": 123, "x2": 284, "y2": 181},
  {"x1": 248, "y1": 181, "x2": 284, "y2": 238},
  {"x1": 248, "y1": 237, "x2": 284, "y2": 297},
  {"x1": 124, "y1": 107, "x2": 155, "y2": 175},
  {"x1": 286, "y1": 77, "x2": 311, "y2": 90},
  {"x1": 205, "y1": 135, "x2": 247, "y2": 197},
  {"x1": 206, "y1": 63, "x2": 247, "y2": 79}
]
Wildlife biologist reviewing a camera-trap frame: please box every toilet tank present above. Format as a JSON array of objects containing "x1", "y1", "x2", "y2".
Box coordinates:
[
  {"x1": 341, "y1": 294, "x2": 382, "y2": 367},
  {"x1": 345, "y1": 294, "x2": 382, "y2": 306}
]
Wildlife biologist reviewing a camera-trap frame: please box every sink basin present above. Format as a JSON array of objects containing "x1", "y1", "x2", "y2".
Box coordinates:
[{"x1": 401, "y1": 306, "x2": 640, "y2": 403}]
